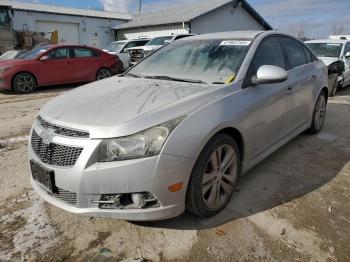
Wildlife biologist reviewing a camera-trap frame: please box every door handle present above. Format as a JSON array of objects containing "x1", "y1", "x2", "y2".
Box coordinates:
[{"x1": 311, "y1": 75, "x2": 317, "y2": 81}]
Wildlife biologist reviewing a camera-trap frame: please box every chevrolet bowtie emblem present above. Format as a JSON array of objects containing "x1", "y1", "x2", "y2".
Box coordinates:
[{"x1": 40, "y1": 128, "x2": 55, "y2": 144}]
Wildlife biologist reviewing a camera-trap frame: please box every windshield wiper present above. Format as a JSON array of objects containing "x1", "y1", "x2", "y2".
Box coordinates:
[{"x1": 144, "y1": 75, "x2": 207, "y2": 84}]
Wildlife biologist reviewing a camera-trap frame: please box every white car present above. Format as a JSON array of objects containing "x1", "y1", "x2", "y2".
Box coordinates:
[
  {"x1": 306, "y1": 38, "x2": 350, "y2": 92},
  {"x1": 128, "y1": 34, "x2": 195, "y2": 64},
  {"x1": 103, "y1": 39, "x2": 150, "y2": 70}
]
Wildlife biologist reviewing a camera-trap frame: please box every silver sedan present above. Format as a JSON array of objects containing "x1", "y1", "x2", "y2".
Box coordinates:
[{"x1": 28, "y1": 31, "x2": 328, "y2": 221}]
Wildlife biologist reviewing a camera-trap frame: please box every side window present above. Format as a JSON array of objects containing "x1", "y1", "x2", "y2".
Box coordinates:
[
  {"x1": 73, "y1": 48, "x2": 96, "y2": 58},
  {"x1": 244, "y1": 37, "x2": 286, "y2": 86},
  {"x1": 280, "y1": 37, "x2": 307, "y2": 69},
  {"x1": 303, "y1": 46, "x2": 313, "y2": 63},
  {"x1": 48, "y1": 48, "x2": 70, "y2": 59}
]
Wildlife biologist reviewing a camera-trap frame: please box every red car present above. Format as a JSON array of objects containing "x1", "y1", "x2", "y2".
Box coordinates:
[{"x1": 0, "y1": 45, "x2": 123, "y2": 93}]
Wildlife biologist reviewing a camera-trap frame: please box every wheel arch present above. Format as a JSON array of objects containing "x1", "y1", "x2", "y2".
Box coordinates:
[{"x1": 214, "y1": 127, "x2": 245, "y2": 166}]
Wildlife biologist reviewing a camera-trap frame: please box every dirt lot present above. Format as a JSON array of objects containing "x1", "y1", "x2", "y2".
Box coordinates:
[{"x1": 0, "y1": 85, "x2": 349, "y2": 262}]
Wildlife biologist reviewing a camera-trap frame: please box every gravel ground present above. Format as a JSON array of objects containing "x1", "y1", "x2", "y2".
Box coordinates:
[{"x1": 0, "y1": 85, "x2": 349, "y2": 262}]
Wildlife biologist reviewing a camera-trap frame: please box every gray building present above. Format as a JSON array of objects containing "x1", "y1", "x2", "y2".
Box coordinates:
[
  {"x1": 0, "y1": 0, "x2": 132, "y2": 48},
  {"x1": 115, "y1": 0, "x2": 272, "y2": 40}
]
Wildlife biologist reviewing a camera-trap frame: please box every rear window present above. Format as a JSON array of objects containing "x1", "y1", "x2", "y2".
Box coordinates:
[{"x1": 74, "y1": 48, "x2": 97, "y2": 58}]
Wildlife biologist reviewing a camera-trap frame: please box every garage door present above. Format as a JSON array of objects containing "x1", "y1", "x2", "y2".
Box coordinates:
[{"x1": 36, "y1": 21, "x2": 80, "y2": 45}]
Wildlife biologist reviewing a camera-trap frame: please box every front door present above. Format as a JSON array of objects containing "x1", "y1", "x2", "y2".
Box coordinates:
[
  {"x1": 37, "y1": 47, "x2": 73, "y2": 85},
  {"x1": 243, "y1": 36, "x2": 291, "y2": 158}
]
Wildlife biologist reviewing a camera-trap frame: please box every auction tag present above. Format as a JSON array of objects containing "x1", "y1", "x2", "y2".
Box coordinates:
[{"x1": 220, "y1": 40, "x2": 251, "y2": 46}]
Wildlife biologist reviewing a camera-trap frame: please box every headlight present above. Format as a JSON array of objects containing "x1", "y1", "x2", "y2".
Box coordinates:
[{"x1": 98, "y1": 116, "x2": 185, "y2": 162}]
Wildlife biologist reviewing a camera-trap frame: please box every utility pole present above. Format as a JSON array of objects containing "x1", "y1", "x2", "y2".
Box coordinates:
[{"x1": 138, "y1": 0, "x2": 142, "y2": 13}]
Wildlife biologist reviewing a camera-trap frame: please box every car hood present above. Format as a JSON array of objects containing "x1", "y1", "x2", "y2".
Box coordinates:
[
  {"x1": 128, "y1": 45, "x2": 163, "y2": 52},
  {"x1": 318, "y1": 57, "x2": 340, "y2": 66},
  {"x1": 39, "y1": 77, "x2": 227, "y2": 138}
]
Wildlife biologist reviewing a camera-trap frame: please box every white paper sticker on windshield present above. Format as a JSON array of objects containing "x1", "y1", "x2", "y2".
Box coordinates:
[
  {"x1": 326, "y1": 43, "x2": 341, "y2": 46},
  {"x1": 39, "y1": 49, "x2": 47, "y2": 53},
  {"x1": 220, "y1": 40, "x2": 251, "y2": 46}
]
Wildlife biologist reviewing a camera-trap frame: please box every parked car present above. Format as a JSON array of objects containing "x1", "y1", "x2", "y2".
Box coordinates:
[
  {"x1": 0, "y1": 45, "x2": 123, "y2": 93},
  {"x1": 29, "y1": 31, "x2": 328, "y2": 221},
  {"x1": 0, "y1": 50, "x2": 27, "y2": 61},
  {"x1": 306, "y1": 38, "x2": 350, "y2": 95},
  {"x1": 103, "y1": 39, "x2": 150, "y2": 71},
  {"x1": 128, "y1": 34, "x2": 195, "y2": 65}
]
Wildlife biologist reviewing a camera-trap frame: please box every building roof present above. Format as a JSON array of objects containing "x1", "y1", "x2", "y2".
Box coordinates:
[
  {"x1": 115, "y1": 0, "x2": 272, "y2": 30},
  {"x1": 0, "y1": 0, "x2": 132, "y2": 20},
  {"x1": 189, "y1": 30, "x2": 264, "y2": 40}
]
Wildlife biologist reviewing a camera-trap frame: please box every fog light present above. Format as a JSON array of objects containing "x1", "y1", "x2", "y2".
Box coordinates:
[
  {"x1": 132, "y1": 193, "x2": 146, "y2": 208},
  {"x1": 95, "y1": 192, "x2": 160, "y2": 209}
]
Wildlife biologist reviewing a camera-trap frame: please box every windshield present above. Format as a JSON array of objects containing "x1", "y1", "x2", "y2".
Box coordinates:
[
  {"x1": 104, "y1": 41, "x2": 126, "y2": 53},
  {"x1": 0, "y1": 9, "x2": 10, "y2": 26},
  {"x1": 146, "y1": 36, "x2": 173, "y2": 46},
  {"x1": 19, "y1": 46, "x2": 51, "y2": 60},
  {"x1": 306, "y1": 43, "x2": 343, "y2": 58},
  {"x1": 127, "y1": 39, "x2": 252, "y2": 84}
]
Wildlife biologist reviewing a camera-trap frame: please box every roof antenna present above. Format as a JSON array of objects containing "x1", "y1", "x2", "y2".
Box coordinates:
[{"x1": 138, "y1": 0, "x2": 142, "y2": 13}]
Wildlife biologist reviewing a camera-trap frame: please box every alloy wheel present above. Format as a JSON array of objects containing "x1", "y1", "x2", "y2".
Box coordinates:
[
  {"x1": 97, "y1": 69, "x2": 112, "y2": 80},
  {"x1": 315, "y1": 94, "x2": 326, "y2": 131},
  {"x1": 17, "y1": 75, "x2": 35, "y2": 92},
  {"x1": 201, "y1": 144, "x2": 237, "y2": 209}
]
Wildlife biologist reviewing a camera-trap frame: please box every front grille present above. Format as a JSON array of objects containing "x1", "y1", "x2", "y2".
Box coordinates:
[
  {"x1": 37, "y1": 116, "x2": 89, "y2": 138},
  {"x1": 130, "y1": 50, "x2": 145, "y2": 63},
  {"x1": 31, "y1": 130, "x2": 83, "y2": 167},
  {"x1": 52, "y1": 188, "x2": 77, "y2": 206}
]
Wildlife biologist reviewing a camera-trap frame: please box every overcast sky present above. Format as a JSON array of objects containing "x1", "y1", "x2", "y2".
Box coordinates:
[{"x1": 19, "y1": 0, "x2": 350, "y2": 38}]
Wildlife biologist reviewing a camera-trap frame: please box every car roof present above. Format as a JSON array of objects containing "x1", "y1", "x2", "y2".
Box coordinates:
[{"x1": 305, "y1": 39, "x2": 348, "y2": 44}]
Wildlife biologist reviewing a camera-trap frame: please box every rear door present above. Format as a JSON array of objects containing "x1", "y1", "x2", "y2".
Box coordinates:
[
  {"x1": 243, "y1": 36, "x2": 290, "y2": 157},
  {"x1": 279, "y1": 36, "x2": 316, "y2": 132},
  {"x1": 37, "y1": 47, "x2": 73, "y2": 85},
  {"x1": 70, "y1": 47, "x2": 101, "y2": 82}
]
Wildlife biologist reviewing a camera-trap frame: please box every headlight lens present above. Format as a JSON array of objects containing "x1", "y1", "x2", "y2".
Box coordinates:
[{"x1": 98, "y1": 116, "x2": 185, "y2": 162}]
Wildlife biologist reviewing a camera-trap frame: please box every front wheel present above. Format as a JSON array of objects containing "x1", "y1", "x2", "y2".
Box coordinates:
[
  {"x1": 12, "y1": 73, "x2": 37, "y2": 93},
  {"x1": 96, "y1": 68, "x2": 112, "y2": 81},
  {"x1": 306, "y1": 91, "x2": 327, "y2": 134},
  {"x1": 186, "y1": 134, "x2": 240, "y2": 218}
]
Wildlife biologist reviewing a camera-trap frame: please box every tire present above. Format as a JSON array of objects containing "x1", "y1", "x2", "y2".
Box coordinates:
[
  {"x1": 330, "y1": 81, "x2": 338, "y2": 97},
  {"x1": 96, "y1": 68, "x2": 112, "y2": 81},
  {"x1": 306, "y1": 91, "x2": 327, "y2": 134},
  {"x1": 186, "y1": 134, "x2": 240, "y2": 218},
  {"x1": 12, "y1": 73, "x2": 37, "y2": 93}
]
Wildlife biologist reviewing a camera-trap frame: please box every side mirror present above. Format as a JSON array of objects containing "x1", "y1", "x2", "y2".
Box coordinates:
[
  {"x1": 345, "y1": 52, "x2": 350, "y2": 58},
  {"x1": 251, "y1": 65, "x2": 288, "y2": 85},
  {"x1": 40, "y1": 55, "x2": 49, "y2": 61}
]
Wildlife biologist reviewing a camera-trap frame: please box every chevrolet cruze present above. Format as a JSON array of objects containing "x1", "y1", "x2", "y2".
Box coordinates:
[{"x1": 28, "y1": 31, "x2": 328, "y2": 221}]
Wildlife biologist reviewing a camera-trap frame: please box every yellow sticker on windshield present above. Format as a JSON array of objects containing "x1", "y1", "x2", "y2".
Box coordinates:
[{"x1": 225, "y1": 74, "x2": 236, "y2": 84}]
